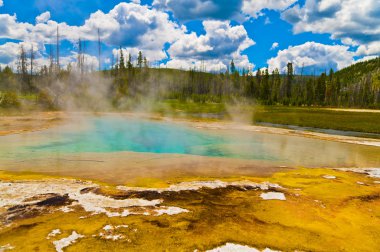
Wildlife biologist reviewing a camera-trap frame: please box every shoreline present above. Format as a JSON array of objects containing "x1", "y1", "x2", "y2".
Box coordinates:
[{"x1": 188, "y1": 120, "x2": 380, "y2": 148}]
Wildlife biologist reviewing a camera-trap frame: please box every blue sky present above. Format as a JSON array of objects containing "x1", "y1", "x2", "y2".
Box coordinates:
[{"x1": 0, "y1": 0, "x2": 379, "y2": 74}]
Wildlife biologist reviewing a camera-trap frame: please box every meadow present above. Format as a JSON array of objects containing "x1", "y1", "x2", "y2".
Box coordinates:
[{"x1": 155, "y1": 100, "x2": 380, "y2": 135}]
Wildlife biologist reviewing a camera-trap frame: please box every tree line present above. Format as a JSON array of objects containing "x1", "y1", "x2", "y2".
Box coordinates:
[{"x1": 0, "y1": 42, "x2": 379, "y2": 109}]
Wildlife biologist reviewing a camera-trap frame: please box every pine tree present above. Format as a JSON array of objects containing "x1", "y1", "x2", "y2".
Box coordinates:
[
  {"x1": 127, "y1": 53, "x2": 133, "y2": 70},
  {"x1": 326, "y1": 68, "x2": 334, "y2": 105},
  {"x1": 286, "y1": 62, "x2": 293, "y2": 99},
  {"x1": 17, "y1": 45, "x2": 29, "y2": 92},
  {"x1": 306, "y1": 79, "x2": 314, "y2": 106},
  {"x1": 271, "y1": 68, "x2": 281, "y2": 102},
  {"x1": 230, "y1": 60, "x2": 236, "y2": 73},
  {"x1": 256, "y1": 68, "x2": 262, "y2": 97},
  {"x1": 260, "y1": 68, "x2": 270, "y2": 101},
  {"x1": 137, "y1": 51, "x2": 143, "y2": 69},
  {"x1": 336, "y1": 76, "x2": 341, "y2": 106},
  {"x1": 316, "y1": 73, "x2": 326, "y2": 105},
  {"x1": 115, "y1": 51, "x2": 119, "y2": 75}
]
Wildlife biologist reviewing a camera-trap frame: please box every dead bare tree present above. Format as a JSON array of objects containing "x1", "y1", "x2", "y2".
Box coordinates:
[
  {"x1": 98, "y1": 28, "x2": 101, "y2": 71},
  {"x1": 56, "y1": 26, "x2": 60, "y2": 72},
  {"x1": 30, "y1": 45, "x2": 35, "y2": 76}
]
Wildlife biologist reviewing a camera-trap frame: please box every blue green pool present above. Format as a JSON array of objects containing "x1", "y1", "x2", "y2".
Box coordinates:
[{"x1": 1, "y1": 115, "x2": 380, "y2": 169}]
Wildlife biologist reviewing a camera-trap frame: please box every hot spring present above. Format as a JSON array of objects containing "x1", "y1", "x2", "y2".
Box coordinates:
[{"x1": 1, "y1": 115, "x2": 379, "y2": 184}]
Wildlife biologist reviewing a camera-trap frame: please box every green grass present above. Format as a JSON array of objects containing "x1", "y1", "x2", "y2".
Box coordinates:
[
  {"x1": 153, "y1": 99, "x2": 226, "y2": 118},
  {"x1": 252, "y1": 106, "x2": 380, "y2": 135},
  {"x1": 156, "y1": 100, "x2": 380, "y2": 135}
]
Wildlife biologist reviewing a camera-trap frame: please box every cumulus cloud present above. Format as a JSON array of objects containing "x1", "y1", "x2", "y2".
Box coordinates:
[
  {"x1": 282, "y1": 0, "x2": 380, "y2": 55},
  {"x1": 0, "y1": 3, "x2": 187, "y2": 68},
  {"x1": 165, "y1": 20, "x2": 255, "y2": 71},
  {"x1": 0, "y1": 14, "x2": 33, "y2": 41},
  {"x1": 0, "y1": 41, "x2": 42, "y2": 69},
  {"x1": 83, "y1": 3, "x2": 185, "y2": 48},
  {"x1": 0, "y1": 2, "x2": 259, "y2": 72},
  {"x1": 356, "y1": 42, "x2": 380, "y2": 56},
  {"x1": 270, "y1": 42, "x2": 279, "y2": 50},
  {"x1": 0, "y1": 0, "x2": 3, "y2": 7},
  {"x1": 0, "y1": 3, "x2": 184, "y2": 47},
  {"x1": 267, "y1": 42, "x2": 354, "y2": 73},
  {"x1": 153, "y1": 0, "x2": 243, "y2": 20},
  {"x1": 0, "y1": 42, "x2": 24, "y2": 66},
  {"x1": 162, "y1": 58, "x2": 229, "y2": 72},
  {"x1": 169, "y1": 21, "x2": 254, "y2": 58},
  {"x1": 36, "y1": 11, "x2": 51, "y2": 24}
]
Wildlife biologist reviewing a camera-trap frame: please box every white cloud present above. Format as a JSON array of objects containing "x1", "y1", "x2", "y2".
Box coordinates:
[
  {"x1": 36, "y1": 11, "x2": 51, "y2": 24},
  {"x1": 267, "y1": 42, "x2": 354, "y2": 73},
  {"x1": 109, "y1": 20, "x2": 255, "y2": 71},
  {"x1": 0, "y1": 42, "x2": 24, "y2": 70},
  {"x1": 165, "y1": 20, "x2": 255, "y2": 71},
  {"x1": 356, "y1": 42, "x2": 380, "y2": 56},
  {"x1": 0, "y1": 2, "x2": 259, "y2": 72},
  {"x1": 82, "y1": 3, "x2": 185, "y2": 49},
  {"x1": 162, "y1": 58, "x2": 229, "y2": 72},
  {"x1": 0, "y1": 3, "x2": 188, "y2": 67},
  {"x1": 0, "y1": 3, "x2": 185, "y2": 47},
  {"x1": 242, "y1": 0, "x2": 297, "y2": 18},
  {"x1": 169, "y1": 21, "x2": 254, "y2": 57},
  {"x1": 0, "y1": 41, "x2": 42, "y2": 70},
  {"x1": 270, "y1": 42, "x2": 279, "y2": 50},
  {"x1": 0, "y1": 14, "x2": 33, "y2": 41},
  {"x1": 0, "y1": 0, "x2": 3, "y2": 7},
  {"x1": 282, "y1": 0, "x2": 380, "y2": 55}
]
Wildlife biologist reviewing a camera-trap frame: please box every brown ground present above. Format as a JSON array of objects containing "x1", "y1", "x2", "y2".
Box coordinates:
[{"x1": 0, "y1": 111, "x2": 66, "y2": 136}]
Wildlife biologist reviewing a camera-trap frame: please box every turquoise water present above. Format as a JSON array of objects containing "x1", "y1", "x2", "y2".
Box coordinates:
[
  {"x1": 1, "y1": 116, "x2": 380, "y2": 167},
  {"x1": 20, "y1": 117, "x2": 278, "y2": 161}
]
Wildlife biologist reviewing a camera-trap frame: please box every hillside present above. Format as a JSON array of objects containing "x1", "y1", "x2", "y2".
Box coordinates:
[{"x1": 336, "y1": 57, "x2": 380, "y2": 86}]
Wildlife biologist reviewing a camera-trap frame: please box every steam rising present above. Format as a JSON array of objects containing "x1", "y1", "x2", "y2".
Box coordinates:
[{"x1": 42, "y1": 72, "x2": 114, "y2": 111}]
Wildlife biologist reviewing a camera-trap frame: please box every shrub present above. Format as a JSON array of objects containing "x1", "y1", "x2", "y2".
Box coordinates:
[
  {"x1": 0, "y1": 91, "x2": 20, "y2": 108},
  {"x1": 37, "y1": 91, "x2": 56, "y2": 110}
]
